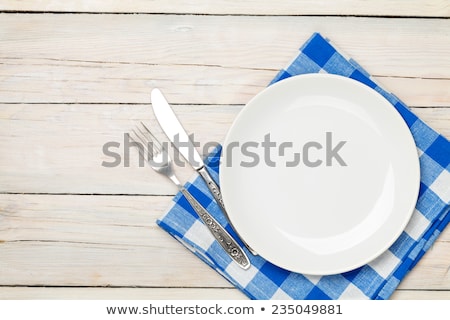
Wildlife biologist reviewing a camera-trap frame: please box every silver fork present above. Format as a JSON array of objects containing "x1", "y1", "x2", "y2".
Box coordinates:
[{"x1": 130, "y1": 122, "x2": 250, "y2": 270}]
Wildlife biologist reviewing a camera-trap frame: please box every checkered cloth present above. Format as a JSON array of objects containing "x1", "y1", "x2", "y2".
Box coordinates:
[{"x1": 157, "y1": 33, "x2": 450, "y2": 299}]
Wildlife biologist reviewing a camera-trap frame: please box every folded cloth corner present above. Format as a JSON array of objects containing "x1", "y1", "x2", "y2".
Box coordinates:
[{"x1": 157, "y1": 33, "x2": 450, "y2": 300}]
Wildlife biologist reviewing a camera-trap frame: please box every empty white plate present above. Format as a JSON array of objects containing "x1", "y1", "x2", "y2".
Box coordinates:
[{"x1": 220, "y1": 74, "x2": 420, "y2": 275}]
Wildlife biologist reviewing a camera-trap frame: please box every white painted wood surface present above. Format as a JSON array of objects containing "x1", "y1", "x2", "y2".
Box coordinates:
[
  {"x1": 1, "y1": 0, "x2": 449, "y2": 17},
  {"x1": 0, "y1": 1, "x2": 449, "y2": 300}
]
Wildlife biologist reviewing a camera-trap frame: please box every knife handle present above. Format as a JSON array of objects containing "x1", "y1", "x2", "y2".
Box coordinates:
[
  {"x1": 197, "y1": 166, "x2": 226, "y2": 212},
  {"x1": 180, "y1": 187, "x2": 250, "y2": 270},
  {"x1": 197, "y1": 166, "x2": 258, "y2": 256}
]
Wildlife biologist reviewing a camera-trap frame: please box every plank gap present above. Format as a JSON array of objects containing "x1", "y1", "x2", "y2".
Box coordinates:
[
  {"x1": 0, "y1": 285, "x2": 234, "y2": 289},
  {"x1": 0, "y1": 11, "x2": 449, "y2": 19},
  {"x1": 0, "y1": 192, "x2": 175, "y2": 197}
]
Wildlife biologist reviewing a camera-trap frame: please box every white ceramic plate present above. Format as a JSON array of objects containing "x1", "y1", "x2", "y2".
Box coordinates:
[{"x1": 220, "y1": 74, "x2": 420, "y2": 275}]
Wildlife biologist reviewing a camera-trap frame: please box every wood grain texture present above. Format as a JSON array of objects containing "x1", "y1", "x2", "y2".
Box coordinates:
[
  {"x1": 0, "y1": 194, "x2": 448, "y2": 295},
  {"x1": 0, "y1": 287, "x2": 449, "y2": 300},
  {"x1": 1, "y1": 15, "x2": 449, "y2": 106},
  {"x1": 0, "y1": 0, "x2": 448, "y2": 17},
  {"x1": 0, "y1": 5, "x2": 449, "y2": 300},
  {"x1": 0, "y1": 105, "x2": 448, "y2": 194}
]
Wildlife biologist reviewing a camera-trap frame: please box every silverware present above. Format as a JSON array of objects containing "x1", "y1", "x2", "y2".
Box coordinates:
[
  {"x1": 130, "y1": 122, "x2": 250, "y2": 270},
  {"x1": 150, "y1": 88, "x2": 256, "y2": 255}
]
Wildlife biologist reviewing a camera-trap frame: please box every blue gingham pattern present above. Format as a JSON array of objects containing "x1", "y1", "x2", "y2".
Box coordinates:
[{"x1": 157, "y1": 33, "x2": 450, "y2": 299}]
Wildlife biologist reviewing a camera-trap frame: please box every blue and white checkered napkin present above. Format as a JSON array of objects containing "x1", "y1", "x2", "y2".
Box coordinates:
[{"x1": 157, "y1": 33, "x2": 450, "y2": 299}]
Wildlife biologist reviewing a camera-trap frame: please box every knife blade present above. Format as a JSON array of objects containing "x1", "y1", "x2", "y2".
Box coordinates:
[
  {"x1": 150, "y1": 88, "x2": 256, "y2": 256},
  {"x1": 151, "y1": 88, "x2": 204, "y2": 170}
]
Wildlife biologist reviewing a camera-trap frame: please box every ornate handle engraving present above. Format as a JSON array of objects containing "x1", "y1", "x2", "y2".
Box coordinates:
[
  {"x1": 198, "y1": 166, "x2": 226, "y2": 212},
  {"x1": 181, "y1": 188, "x2": 250, "y2": 269},
  {"x1": 197, "y1": 166, "x2": 257, "y2": 256}
]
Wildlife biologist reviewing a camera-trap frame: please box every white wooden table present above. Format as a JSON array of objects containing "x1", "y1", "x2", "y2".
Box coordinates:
[{"x1": 0, "y1": 1, "x2": 449, "y2": 300}]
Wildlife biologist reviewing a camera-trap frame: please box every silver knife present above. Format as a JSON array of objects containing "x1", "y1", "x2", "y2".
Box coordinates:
[{"x1": 150, "y1": 88, "x2": 255, "y2": 260}]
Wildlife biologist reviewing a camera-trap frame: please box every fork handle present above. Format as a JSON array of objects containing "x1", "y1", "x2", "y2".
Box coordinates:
[{"x1": 180, "y1": 187, "x2": 250, "y2": 270}]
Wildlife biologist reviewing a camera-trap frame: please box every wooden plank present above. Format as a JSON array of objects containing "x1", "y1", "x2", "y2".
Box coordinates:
[
  {"x1": 0, "y1": 194, "x2": 448, "y2": 292},
  {"x1": 387, "y1": 290, "x2": 450, "y2": 300},
  {"x1": 0, "y1": 104, "x2": 448, "y2": 194},
  {"x1": 0, "y1": 0, "x2": 448, "y2": 17},
  {"x1": 0, "y1": 287, "x2": 448, "y2": 300},
  {"x1": 1, "y1": 59, "x2": 449, "y2": 106},
  {"x1": 0, "y1": 287, "x2": 247, "y2": 300},
  {"x1": 0, "y1": 103, "x2": 237, "y2": 194},
  {"x1": 0, "y1": 194, "x2": 229, "y2": 287},
  {"x1": 0, "y1": 15, "x2": 447, "y2": 76},
  {"x1": 0, "y1": 15, "x2": 449, "y2": 105}
]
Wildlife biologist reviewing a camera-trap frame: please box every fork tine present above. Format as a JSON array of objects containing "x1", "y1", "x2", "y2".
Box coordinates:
[
  {"x1": 140, "y1": 121, "x2": 162, "y2": 153},
  {"x1": 131, "y1": 127, "x2": 155, "y2": 163},
  {"x1": 129, "y1": 131, "x2": 146, "y2": 160},
  {"x1": 131, "y1": 129, "x2": 142, "y2": 146},
  {"x1": 135, "y1": 127, "x2": 154, "y2": 158},
  {"x1": 131, "y1": 122, "x2": 168, "y2": 165}
]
